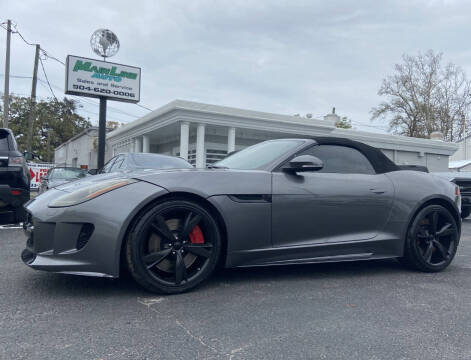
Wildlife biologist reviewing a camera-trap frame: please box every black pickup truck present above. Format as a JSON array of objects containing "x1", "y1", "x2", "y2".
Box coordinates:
[{"x1": 0, "y1": 128, "x2": 30, "y2": 225}]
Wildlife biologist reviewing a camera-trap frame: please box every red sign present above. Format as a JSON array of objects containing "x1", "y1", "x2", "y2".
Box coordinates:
[{"x1": 28, "y1": 162, "x2": 54, "y2": 190}]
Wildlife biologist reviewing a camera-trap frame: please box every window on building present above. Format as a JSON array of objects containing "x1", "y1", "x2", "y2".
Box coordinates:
[{"x1": 206, "y1": 149, "x2": 227, "y2": 165}]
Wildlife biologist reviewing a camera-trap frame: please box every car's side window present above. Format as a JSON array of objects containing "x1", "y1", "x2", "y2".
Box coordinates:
[{"x1": 300, "y1": 145, "x2": 375, "y2": 175}]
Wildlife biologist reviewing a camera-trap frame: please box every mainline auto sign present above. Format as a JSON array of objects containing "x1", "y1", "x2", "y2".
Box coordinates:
[{"x1": 65, "y1": 55, "x2": 141, "y2": 103}]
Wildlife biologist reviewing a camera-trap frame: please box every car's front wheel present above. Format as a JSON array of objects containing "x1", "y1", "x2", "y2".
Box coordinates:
[
  {"x1": 126, "y1": 199, "x2": 221, "y2": 294},
  {"x1": 400, "y1": 204, "x2": 459, "y2": 272}
]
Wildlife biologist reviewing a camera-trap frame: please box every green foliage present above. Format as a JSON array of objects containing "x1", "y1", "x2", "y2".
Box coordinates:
[
  {"x1": 335, "y1": 117, "x2": 352, "y2": 129},
  {"x1": 0, "y1": 96, "x2": 91, "y2": 162}
]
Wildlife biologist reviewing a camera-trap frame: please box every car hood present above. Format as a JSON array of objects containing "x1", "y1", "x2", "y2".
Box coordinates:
[
  {"x1": 432, "y1": 172, "x2": 471, "y2": 182},
  {"x1": 52, "y1": 168, "x2": 193, "y2": 193},
  {"x1": 47, "y1": 179, "x2": 73, "y2": 188},
  {"x1": 54, "y1": 172, "x2": 128, "y2": 192},
  {"x1": 132, "y1": 167, "x2": 272, "y2": 197},
  {"x1": 54, "y1": 167, "x2": 271, "y2": 197}
]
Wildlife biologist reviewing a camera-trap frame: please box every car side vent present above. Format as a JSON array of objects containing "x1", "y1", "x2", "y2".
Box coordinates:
[
  {"x1": 229, "y1": 194, "x2": 272, "y2": 203},
  {"x1": 77, "y1": 223, "x2": 94, "y2": 250}
]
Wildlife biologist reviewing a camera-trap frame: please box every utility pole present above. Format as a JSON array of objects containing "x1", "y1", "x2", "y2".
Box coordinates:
[
  {"x1": 3, "y1": 19, "x2": 11, "y2": 128},
  {"x1": 26, "y1": 44, "x2": 40, "y2": 153},
  {"x1": 98, "y1": 97, "x2": 107, "y2": 169}
]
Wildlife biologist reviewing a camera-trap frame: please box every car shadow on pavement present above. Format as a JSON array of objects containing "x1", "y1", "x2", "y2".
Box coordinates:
[{"x1": 24, "y1": 258, "x2": 408, "y2": 298}]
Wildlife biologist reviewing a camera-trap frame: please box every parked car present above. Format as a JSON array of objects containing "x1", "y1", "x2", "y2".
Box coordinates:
[
  {"x1": 22, "y1": 137, "x2": 461, "y2": 294},
  {"x1": 88, "y1": 153, "x2": 193, "y2": 175},
  {"x1": 0, "y1": 128, "x2": 30, "y2": 225},
  {"x1": 434, "y1": 172, "x2": 471, "y2": 219},
  {"x1": 39, "y1": 167, "x2": 88, "y2": 194}
]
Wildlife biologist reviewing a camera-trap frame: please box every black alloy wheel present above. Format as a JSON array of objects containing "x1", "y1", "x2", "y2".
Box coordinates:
[
  {"x1": 401, "y1": 205, "x2": 459, "y2": 272},
  {"x1": 126, "y1": 200, "x2": 221, "y2": 294}
]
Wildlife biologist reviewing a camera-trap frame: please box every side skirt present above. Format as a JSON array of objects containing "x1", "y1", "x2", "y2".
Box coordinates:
[{"x1": 226, "y1": 237, "x2": 402, "y2": 268}]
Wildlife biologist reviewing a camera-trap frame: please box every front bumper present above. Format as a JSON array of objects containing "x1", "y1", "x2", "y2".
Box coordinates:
[
  {"x1": 461, "y1": 196, "x2": 471, "y2": 210},
  {"x1": 21, "y1": 181, "x2": 168, "y2": 277}
]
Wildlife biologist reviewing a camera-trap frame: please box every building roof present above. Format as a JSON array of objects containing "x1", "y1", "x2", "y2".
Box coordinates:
[
  {"x1": 107, "y1": 99, "x2": 335, "y2": 140},
  {"x1": 106, "y1": 99, "x2": 458, "y2": 155},
  {"x1": 449, "y1": 160, "x2": 471, "y2": 169}
]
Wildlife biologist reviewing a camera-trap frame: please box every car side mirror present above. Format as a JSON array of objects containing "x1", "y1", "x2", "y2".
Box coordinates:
[
  {"x1": 88, "y1": 169, "x2": 98, "y2": 175},
  {"x1": 284, "y1": 155, "x2": 324, "y2": 173}
]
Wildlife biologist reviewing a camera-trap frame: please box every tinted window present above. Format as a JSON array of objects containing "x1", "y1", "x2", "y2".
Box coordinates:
[
  {"x1": 301, "y1": 145, "x2": 375, "y2": 174},
  {"x1": 131, "y1": 153, "x2": 193, "y2": 169},
  {"x1": 0, "y1": 132, "x2": 10, "y2": 151}
]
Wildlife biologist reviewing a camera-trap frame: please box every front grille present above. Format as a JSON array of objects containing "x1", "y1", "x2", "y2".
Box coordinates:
[{"x1": 456, "y1": 180, "x2": 471, "y2": 196}]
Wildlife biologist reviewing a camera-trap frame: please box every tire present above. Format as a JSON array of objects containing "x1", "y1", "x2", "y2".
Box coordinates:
[
  {"x1": 126, "y1": 199, "x2": 221, "y2": 294},
  {"x1": 461, "y1": 209, "x2": 470, "y2": 219},
  {"x1": 400, "y1": 204, "x2": 459, "y2": 272}
]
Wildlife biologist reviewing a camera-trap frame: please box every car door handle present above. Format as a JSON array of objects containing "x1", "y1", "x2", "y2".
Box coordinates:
[{"x1": 370, "y1": 188, "x2": 386, "y2": 194}]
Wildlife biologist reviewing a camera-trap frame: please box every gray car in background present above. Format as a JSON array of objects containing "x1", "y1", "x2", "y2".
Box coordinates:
[
  {"x1": 39, "y1": 167, "x2": 88, "y2": 194},
  {"x1": 22, "y1": 137, "x2": 461, "y2": 294},
  {"x1": 90, "y1": 152, "x2": 193, "y2": 175}
]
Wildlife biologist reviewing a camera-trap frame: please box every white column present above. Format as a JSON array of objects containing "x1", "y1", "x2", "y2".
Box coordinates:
[
  {"x1": 196, "y1": 123, "x2": 205, "y2": 168},
  {"x1": 134, "y1": 137, "x2": 142, "y2": 153},
  {"x1": 227, "y1": 127, "x2": 236, "y2": 153},
  {"x1": 142, "y1": 135, "x2": 150, "y2": 153},
  {"x1": 179, "y1": 122, "x2": 190, "y2": 160}
]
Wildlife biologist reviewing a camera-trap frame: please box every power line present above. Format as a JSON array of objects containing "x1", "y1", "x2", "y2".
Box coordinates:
[
  {"x1": 0, "y1": 18, "x2": 154, "y2": 112},
  {"x1": 39, "y1": 57, "x2": 58, "y2": 101},
  {"x1": 137, "y1": 103, "x2": 152, "y2": 111}
]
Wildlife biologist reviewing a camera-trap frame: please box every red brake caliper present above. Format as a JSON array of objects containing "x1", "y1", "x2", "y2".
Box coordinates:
[{"x1": 189, "y1": 225, "x2": 205, "y2": 244}]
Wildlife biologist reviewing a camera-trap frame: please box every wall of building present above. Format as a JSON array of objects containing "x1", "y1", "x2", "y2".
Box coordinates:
[
  {"x1": 451, "y1": 139, "x2": 469, "y2": 162},
  {"x1": 54, "y1": 129, "x2": 106, "y2": 169}
]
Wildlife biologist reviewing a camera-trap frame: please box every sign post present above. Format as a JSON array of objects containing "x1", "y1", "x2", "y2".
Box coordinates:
[{"x1": 64, "y1": 29, "x2": 141, "y2": 169}]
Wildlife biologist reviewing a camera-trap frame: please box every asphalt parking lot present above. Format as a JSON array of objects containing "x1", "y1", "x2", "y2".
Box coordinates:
[{"x1": 1, "y1": 222, "x2": 471, "y2": 360}]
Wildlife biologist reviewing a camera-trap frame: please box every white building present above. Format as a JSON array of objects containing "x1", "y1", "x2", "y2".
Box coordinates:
[
  {"x1": 106, "y1": 100, "x2": 457, "y2": 171},
  {"x1": 54, "y1": 127, "x2": 105, "y2": 169}
]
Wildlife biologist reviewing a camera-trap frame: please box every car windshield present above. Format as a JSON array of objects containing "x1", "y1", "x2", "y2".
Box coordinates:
[
  {"x1": 51, "y1": 168, "x2": 87, "y2": 180},
  {"x1": 214, "y1": 139, "x2": 305, "y2": 170},
  {"x1": 132, "y1": 153, "x2": 193, "y2": 169}
]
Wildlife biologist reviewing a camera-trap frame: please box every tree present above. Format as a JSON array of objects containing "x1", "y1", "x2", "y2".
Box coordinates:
[
  {"x1": 335, "y1": 116, "x2": 352, "y2": 129},
  {"x1": 0, "y1": 96, "x2": 92, "y2": 162},
  {"x1": 106, "y1": 120, "x2": 121, "y2": 129},
  {"x1": 371, "y1": 50, "x2": 471, "y2": 141}
]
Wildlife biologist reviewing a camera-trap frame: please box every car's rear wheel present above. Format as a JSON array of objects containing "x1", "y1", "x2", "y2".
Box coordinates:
[
  {"x1": 126, "y1": 200, "x2": 221, "y2": 294},
  {"x1": 400, "y1": 204, "x2": 459, "y2": 272}
]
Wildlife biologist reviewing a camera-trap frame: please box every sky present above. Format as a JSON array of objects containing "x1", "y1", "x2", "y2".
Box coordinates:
[{"x1": 1, "y1": 0, "x2": 471, "y2": 133}]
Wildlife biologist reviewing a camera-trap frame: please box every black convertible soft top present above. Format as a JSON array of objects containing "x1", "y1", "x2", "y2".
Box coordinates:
[{"x1": 312, "y1": 137, "x2": 400, "y2": 174}]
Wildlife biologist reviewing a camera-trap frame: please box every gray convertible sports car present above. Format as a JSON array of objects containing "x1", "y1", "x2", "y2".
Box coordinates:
[{"x1": 22, "y1": 137, "x2": 462, "y2": 294}]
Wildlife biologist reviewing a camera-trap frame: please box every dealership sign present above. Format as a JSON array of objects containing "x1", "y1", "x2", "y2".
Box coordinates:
[
  {"x1": 65, "y1": 55, "x2": 141, "y2": 103},
  {"x1": 28, "y1": 162, "x2": 54, "y2": 191}
]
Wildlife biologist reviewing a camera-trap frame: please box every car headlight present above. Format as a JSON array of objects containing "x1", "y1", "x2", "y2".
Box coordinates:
[{"x1": 49, "y1": 178, "x2": 139, "y2": 208}]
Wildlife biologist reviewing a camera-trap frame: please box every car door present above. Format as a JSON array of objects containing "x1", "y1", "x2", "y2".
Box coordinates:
[{"x1": 271, "y1": 144, "x2": 394, "y2": 247}]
